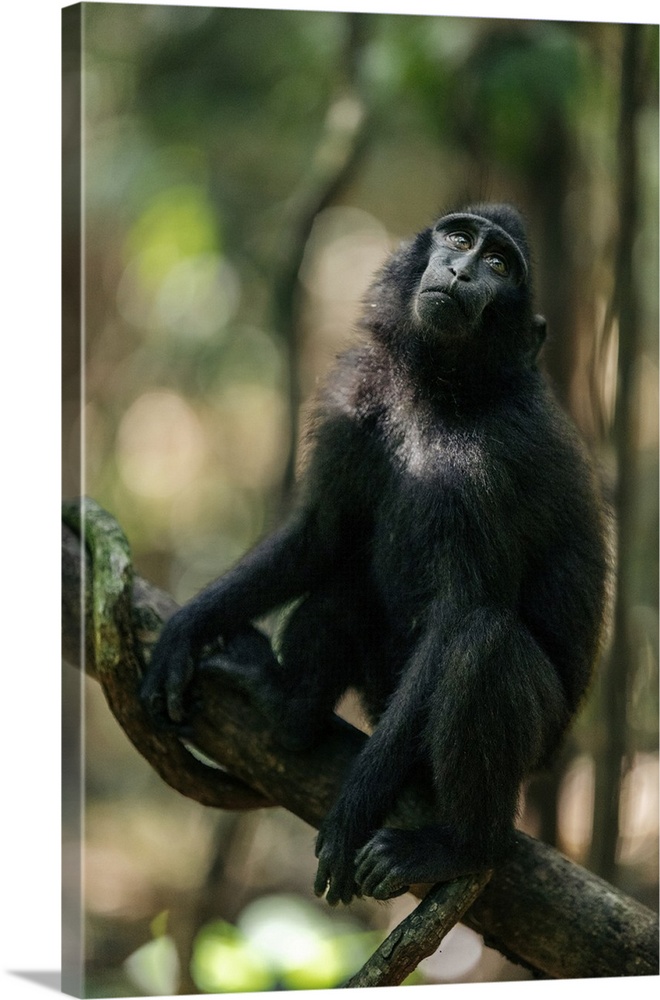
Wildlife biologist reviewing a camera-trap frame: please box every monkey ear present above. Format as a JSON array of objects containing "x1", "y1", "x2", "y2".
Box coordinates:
[{"x1": 530, "y1": 314, "x2": 547, "y2": 360}]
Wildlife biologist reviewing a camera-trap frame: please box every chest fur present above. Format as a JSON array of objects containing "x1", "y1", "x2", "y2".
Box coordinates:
[{"x1": 369, "y1": 415, "x2": 523, "y2": 608}]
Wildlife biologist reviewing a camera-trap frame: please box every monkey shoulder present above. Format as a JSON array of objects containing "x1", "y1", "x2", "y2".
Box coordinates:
[
  {"x1": 490, "y1": 381, "x2": 609, "y2": 568},
  {"x1": 298, "y1": 346, "x2": 394, "y2": 504},
  {"x1": 503, "y1": 380, "x2": 599, "y2": 493},
  {"x1": 318, "y1": 344, "x2": 394, "y2": 427}
]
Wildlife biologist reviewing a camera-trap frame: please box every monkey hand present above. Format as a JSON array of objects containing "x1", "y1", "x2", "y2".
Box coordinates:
[
  {"x1": 140, "y1": 612, "x2": 200, "y2": 729},
  {"x1": 314, "y1": 807, "x2": 365, "y2": 906},
  {"x1": 201, "y1": 626, "x2": 290, "y2": 732}
]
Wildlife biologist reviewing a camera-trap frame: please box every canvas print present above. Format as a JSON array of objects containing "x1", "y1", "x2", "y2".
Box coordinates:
[{"x1": 62, "y1": 3, "x2": 659, "y2": 996}]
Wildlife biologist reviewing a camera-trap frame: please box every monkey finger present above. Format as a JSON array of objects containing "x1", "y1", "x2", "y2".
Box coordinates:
[
  {"x1": 325, "y1": 873, "x2": 356, "y2": 907},
  {"x1": 160, "y1": 653, "x2": 195, "y2": 724},
  {"x1": 314, "y1": 830, "x2": 326, "y2": 859},
  {"x1": 354, "y1": 842, "x2": 385, "y2": 883},
  {"x1": 355, "y1": 865, "x2": 387, "y2": 897},
  {"x1": 354, "y1": 842, "x2": 373, "y2": 873},
  {"x1": 140, "y1": 690, "x2": 173, "y2": 731},
  {"x1": 314, "y1": 875, "x2": 334, "y2": 902},
  {"x1": 355, "y1": 840, "x2": 404, "y2": 898},
  {"x1": 323, "y1": 882, "x2": 342, "y2": 907},
  {"x1": 140, "y1": 666, "x2": 177, "y2": 727},
  {"x1": 356, "y1": 860, "x2": 386, "y2": 897},
  {"x1": 313, "y1": 855, "x2": 331, "y2": 897},
  {"x1": 314, "y1": 848, "x2": 356, "y2": 905},
  {"x1": 166, "y1": 686, "x2": 187, "y2": 724},
  {"x1": 357, "y1": 857, "x2": 403, "y2": 899},
  {"x1": 370, "y1": 878, "x2": 410, "y2": 901}
]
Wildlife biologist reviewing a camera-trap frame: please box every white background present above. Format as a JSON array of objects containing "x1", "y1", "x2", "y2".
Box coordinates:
[{"x1": 1, "y1": 1, "x2": 656, "y2": 998}]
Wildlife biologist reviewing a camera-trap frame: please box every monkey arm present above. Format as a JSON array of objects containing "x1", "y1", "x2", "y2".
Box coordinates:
[
  {"x1": 140, "y1": 505, "x2": 340, "y2": 727},
  {"x1": 140, "y1": 404, "x2": 378, "y2": 729}
]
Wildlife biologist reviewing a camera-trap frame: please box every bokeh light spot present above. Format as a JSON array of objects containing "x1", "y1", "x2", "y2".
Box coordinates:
[{"x1": 117, "y1": 390, "x2": 206, "y2": 498}]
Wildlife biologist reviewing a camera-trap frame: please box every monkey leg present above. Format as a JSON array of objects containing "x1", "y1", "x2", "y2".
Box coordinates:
[
  {"x1": 271, "y1": 582, "x2": 374, "y2": 751},
  {"x1": 353, "y1": 607, "x2": 568, "y2": 899}
]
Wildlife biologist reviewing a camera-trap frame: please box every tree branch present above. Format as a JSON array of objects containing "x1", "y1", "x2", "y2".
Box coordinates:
[
  {"x1": 345, "y1": 872, "x2": 492, "y2": 988},
  {"x1": 62, "y1": 510, "x2": 271, "y2": 811},
  {"x1": 272, "y1": 12, "x2": 373, "y2": 498},
  {"x1": 62, "y1": 512, "x2": 658, "y2": 980}
]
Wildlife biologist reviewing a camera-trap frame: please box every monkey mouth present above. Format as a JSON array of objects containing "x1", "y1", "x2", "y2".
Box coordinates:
[
  {"x1": 417, "y1": 288, "x2": 467, "y2": 324},
  {"x1": 420, "y1": 287, "x2": 465, "y2": 310},
  {"x1": 419, "y1": 288, "x2": 454, "y2": 304}
]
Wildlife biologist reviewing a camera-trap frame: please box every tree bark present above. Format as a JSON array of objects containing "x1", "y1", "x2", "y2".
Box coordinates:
[
  {"x1": 271, "y1": 12, "x2": 372, "y2": 500},
  {"x1": 62, "y1": 517, "x2": 658, "y2": 981},
  {"x1": 345, "y1": 873, "x2": 492, "y2": 988},
  {"x1": 588, "y1": 21, "x2": 643, "y2": 885}
]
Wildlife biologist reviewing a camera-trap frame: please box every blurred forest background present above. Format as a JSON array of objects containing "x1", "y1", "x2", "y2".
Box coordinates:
[{"x1": 62, "y1": 3, "x2": 659, "y2": 996}]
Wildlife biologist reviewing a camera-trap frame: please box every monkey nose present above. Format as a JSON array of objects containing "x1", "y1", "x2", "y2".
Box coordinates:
[
  {"x1": 448, "y1": 266, "x2": 471, "y2": 283},
  {"x1": 449, "y1": 266, "x2": 471, "y2": 282}
]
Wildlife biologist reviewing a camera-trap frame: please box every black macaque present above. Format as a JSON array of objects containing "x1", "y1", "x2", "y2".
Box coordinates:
[{"x1": 141, "y1": 204, "x2": 609, "y2": 906}]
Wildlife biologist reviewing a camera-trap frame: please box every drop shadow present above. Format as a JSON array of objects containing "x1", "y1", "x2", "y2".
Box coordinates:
[{"x1": 9, "y1": 971, "x2": 62, "y2": 993}]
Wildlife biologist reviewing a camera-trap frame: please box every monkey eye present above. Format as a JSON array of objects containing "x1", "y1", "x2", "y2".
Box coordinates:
[
  {"x1": 445, "y1": 231, "x2": 472, "y2": 251},
  {"x1": 484, "y1": 253, "x2": 508, "y2": 276}
]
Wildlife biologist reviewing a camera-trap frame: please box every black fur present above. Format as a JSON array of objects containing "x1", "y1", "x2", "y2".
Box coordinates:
[{"x1": 141, "y1": 204, "x2": 609, "y2": 905}]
